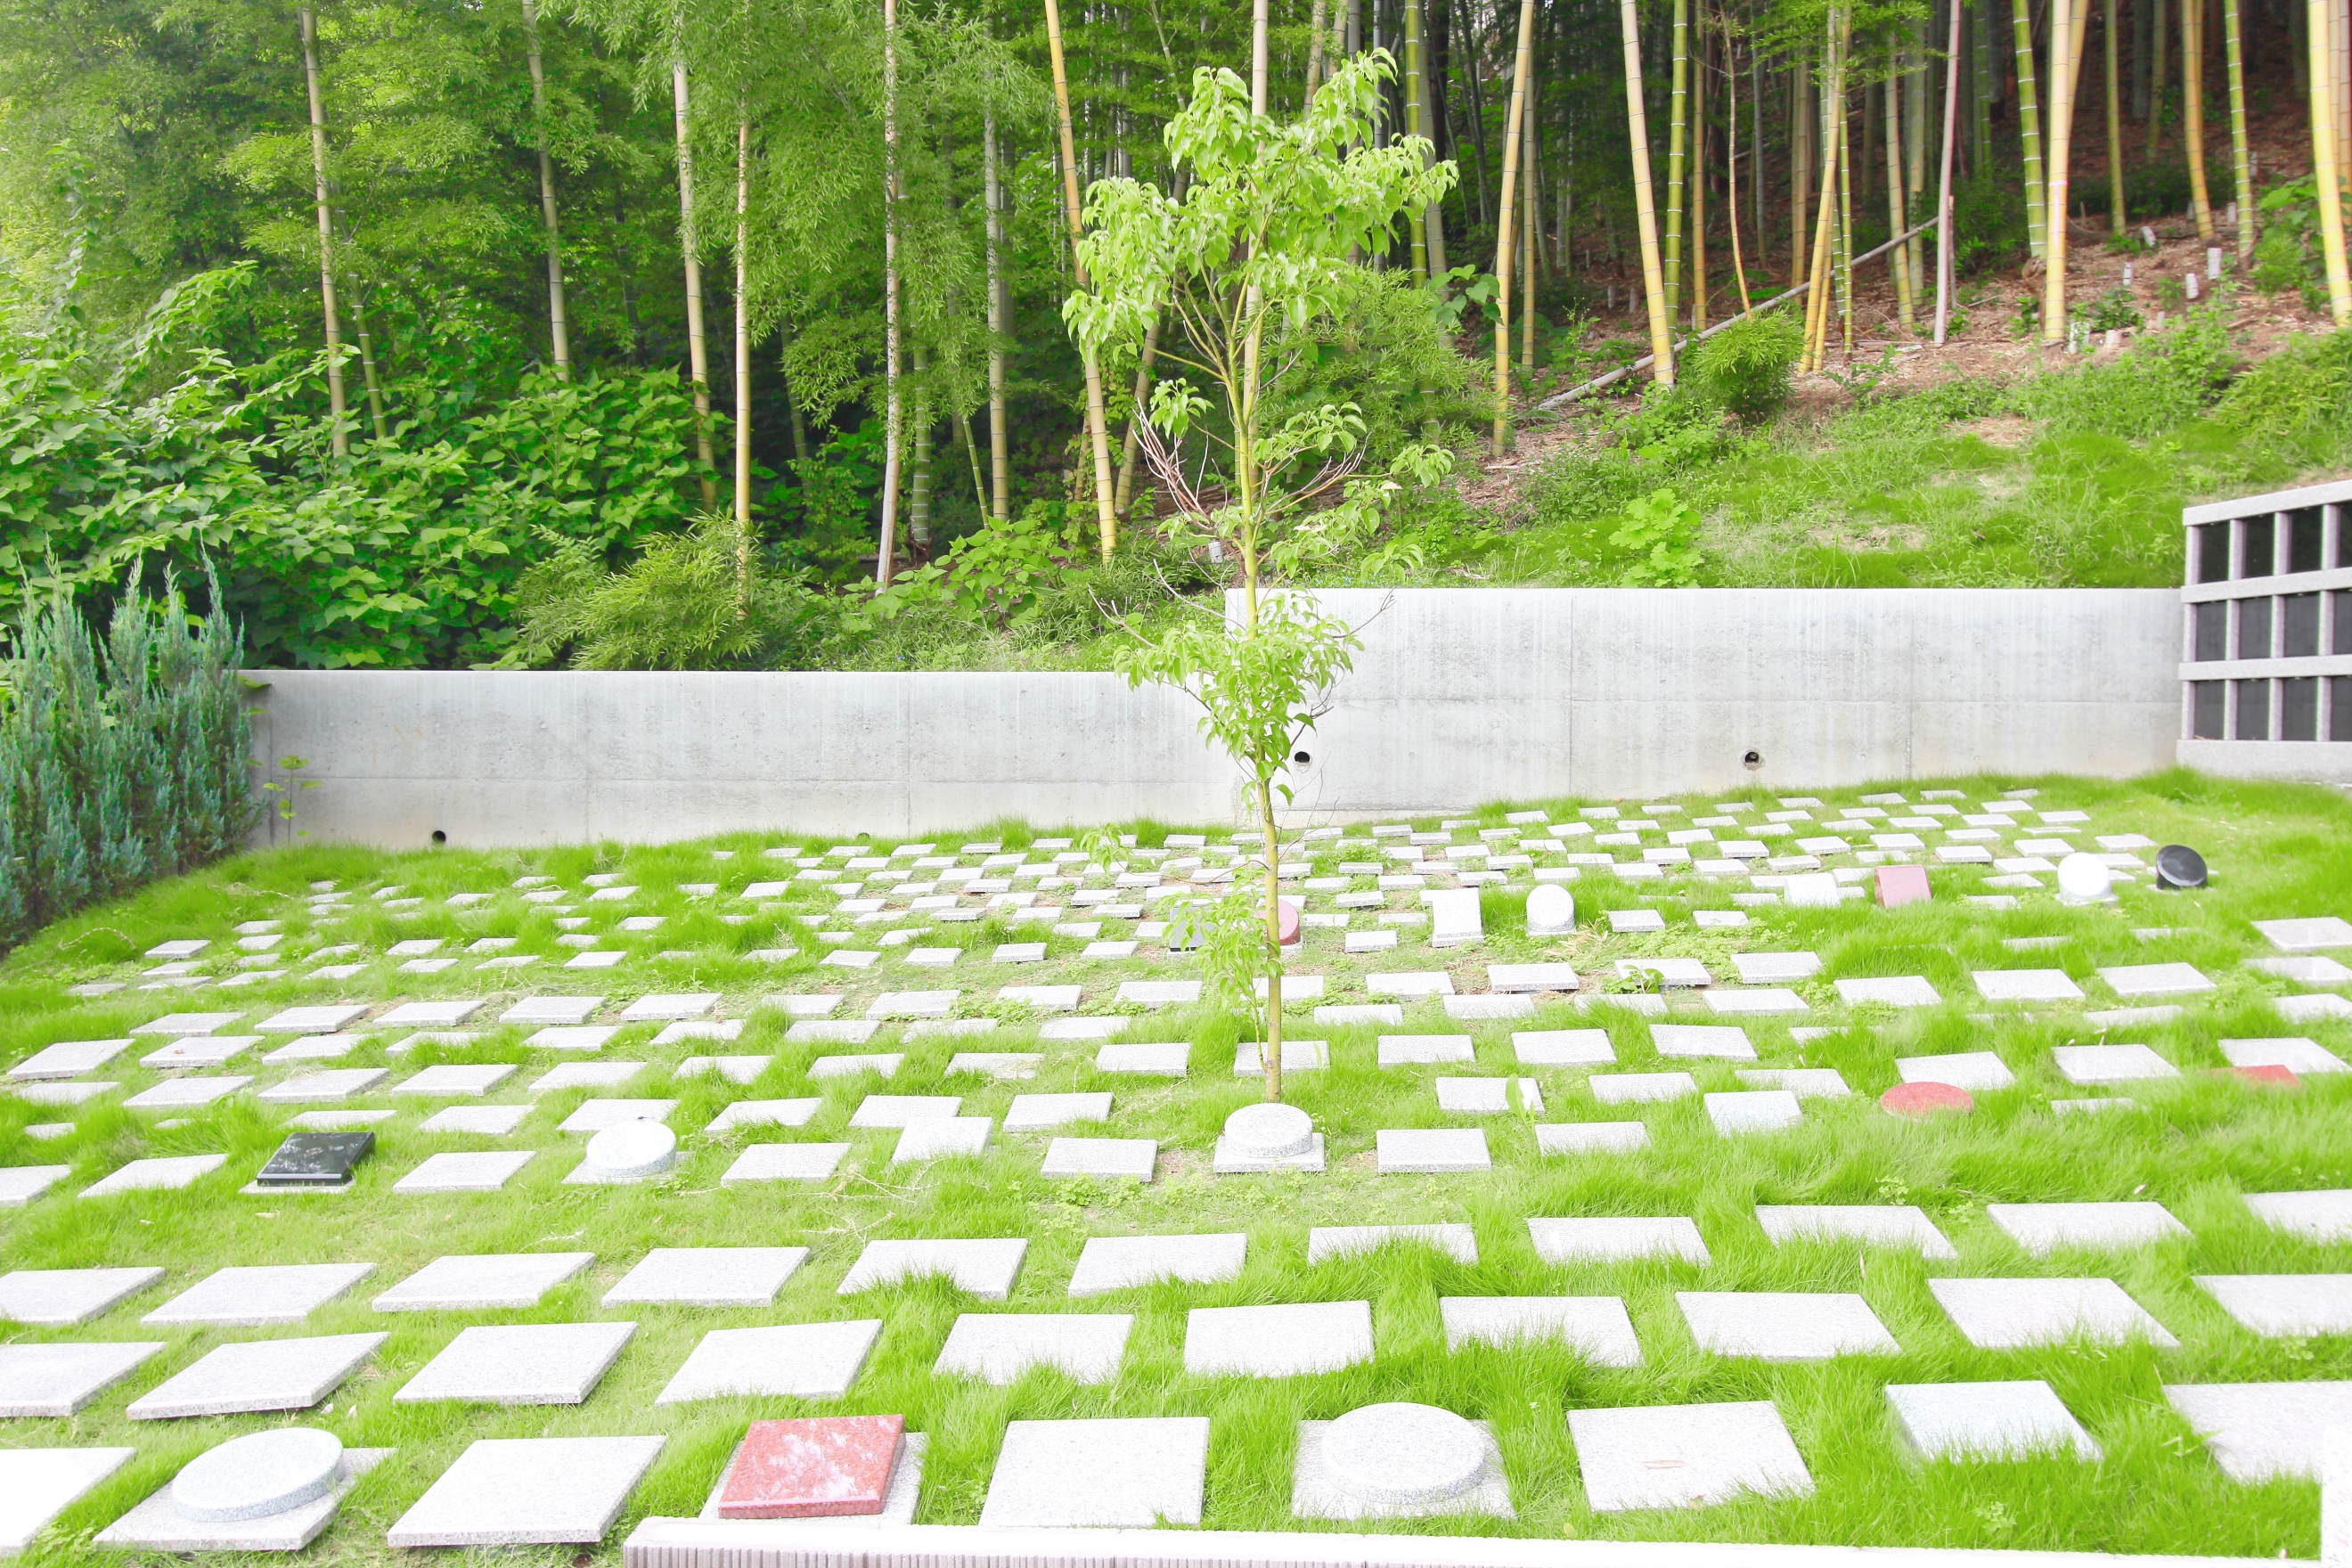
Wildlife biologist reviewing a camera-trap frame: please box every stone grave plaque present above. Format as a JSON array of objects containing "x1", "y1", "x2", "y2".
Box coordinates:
[{"x1": 255, "y1": 1131, "x2": 373, "y2": 1188}]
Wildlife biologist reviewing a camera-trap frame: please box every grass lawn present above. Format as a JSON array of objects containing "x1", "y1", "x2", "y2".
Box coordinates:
[{"x1": 3, "y1": 768, "x2": 2348, "y2": 1564}]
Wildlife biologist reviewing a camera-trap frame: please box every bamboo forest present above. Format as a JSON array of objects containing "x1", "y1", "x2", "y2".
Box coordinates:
[{"x1": 4, "y1": 0, "x2": 2352, "y2": 672}]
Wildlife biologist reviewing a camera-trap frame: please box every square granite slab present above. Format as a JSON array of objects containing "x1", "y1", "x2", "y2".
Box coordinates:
[
  {"x1": 1041, "y1": 1136, "x2": 1155, "y2": 1180},
  {"x1": 711, "y1": 1415, "x2": 906, "y2": 1518},
  {"x1": 1527, "y1": 1215, "x2": 1711, "y2": 1264},
  {"x1": 1677, "y1": 1291, "x2": 1900, "y2": 1359},
  {"x1": 1568, "y1": 1401, "x2": 1812, "y2": 1511},
  {"x1": 94, "y1": 1447, "x2": 388, "y2": 1552},
  {"x1": 0, "y1": 1446, "x2": 137, "y2": 1553},
  {"x1": 935, "y1": 1311, "x2": 1135, "y2": 1384},
  {"x1": 1376, "y1": 1128, "x2": 1491, "y2": 1173},
  {"x1": 1067, "y1": 1233, "x2": 1247, "y2": 1296},
  {"x1": 394, "y1": 1065, "x2": 516, "y2": 1097},
  {"x1": 656, "y1": 1320, "x2": 884, "y2": 1402},
  {"x1": 1438, "y1": 1295, "x2": 1642, "y2": 1365},
  {"x1": 1183, "y1": 1301, "x2": 1374, "y2": 1376},
  {"x1": 2162, "y1": 1382, "x2": 2352, "y2": 1480},
  {"x1": 1004, "y1": 1092, "x2": 1113, "y2": 1132},
  {"x1": 386, "y1": 1434, "x2": 665, "y2": 1547},
  {"x1": 394, "y1": 1151, "x2": 538, "y2": 1193},
  {"x1": 2193, "y1": 1274, "x2": 2352, "y2": 1336},
  {"x1": 1895, "y1": 1052, "x2": 2016, "y2": 1090},
  {"x1": 977, "y1": 1417, "x2": 1210, "y2": 1526},
  {"x1": 1987, "y1": 1201, "x2": 2190, "y2": 1253},
  {"x1": 1511, "y1": 1029, "x2": 1615, "y2": 1066},
  {"x1": 602, "y1": 1247, "x2": 810, "y2": 1307},
  {"x1": 2219, "y1": 1037, "x2": 2348, "y2": 1074},
  {"x1": 2052, "y1": 1044, "x2": 2181, "y2": 1084},
  {"x1": 396, "y1": 1320, "x2": 635, "y2": 1405},
  {"x1": 706, "y1": 1098, "x2": 821, "y2": 1133},
  {"x1": 419, "y1": 1104, "x2": 532, "y2": 1135},
  {"x1": 723, "y1": 1143, "x2": 851, "y2": 1182},
  {"x1": 1972, "y1": 968, "x2": 2086, "y2": 1002},
  {"x1": 1885, "y1": 1379, "x2": 2100, "y2": 1459},
  {"x1": 1310, "y1": 1223, "x2": 1478, "y2": 1264},
  {"x1": 1536, "y1": 1122, "x2": 1653, "y2": 1155},
  {"x1": 2242, "y1": 1188, "x2": 2352, "y2": 1241},
  {"x1": 1591, "y1": 1072, "x2": 1698, "y2": 1104},
  {"x1": 837, "y1": 1238, "x2": 1026, "y2": 1298},
  {"x1": 0, "y1": 1341, "x2": 163, "y2": 1417},
  {"x1": 1927, "y1": 1277, "x2": 2178, "y2": 1348},
  {"x1": 143, "y1": 1262, "x2": 373, "y2": 1327},
  {"x1": 9, "y1": 1038, "x2": 132, "y2": 1080},
  {"x1": 127, "y1": 1330, "x2": 387, "y2": 1418},
  {"x1": 0, "y1": 1266, "x2": 165, "y2": 1326},
  {"x1": 372, "y1": 1252, "x2": 595, "y2": 1311}
]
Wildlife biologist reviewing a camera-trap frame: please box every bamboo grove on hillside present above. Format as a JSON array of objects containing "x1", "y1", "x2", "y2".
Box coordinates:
[{"x1": 4, "y1": 0, "x2": 2348, "y2": 599}]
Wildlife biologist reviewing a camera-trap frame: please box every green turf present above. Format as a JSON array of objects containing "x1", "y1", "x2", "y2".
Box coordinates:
[{"x1": 3, "y1": 768, "x2": 2348, "y2": 1564}]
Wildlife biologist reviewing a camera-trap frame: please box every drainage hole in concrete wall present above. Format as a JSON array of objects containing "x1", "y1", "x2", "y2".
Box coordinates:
[
  {"x1": 430, "y1": 829, "x2": 447, "y2": 846},
  {"x1": 1743, "y1": 751, "x2": 1763, "y2": 770},
  {"x1": 1293, "y1": 751, "x2": 1312, "y2": 766}
]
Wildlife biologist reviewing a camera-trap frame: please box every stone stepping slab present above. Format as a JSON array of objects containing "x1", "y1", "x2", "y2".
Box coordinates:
[
  {"x1": 387, "y1": 1435, "x2": 666, "y2": 1548},
  {"x1": 1927, "y1": 1277, "x2": 2177, "y2": 1349},
  {"x1": 1885, "y1": 1379, "x2": 2100, "y2": 1460},
  {"x1": 1068, "y1": 1234, "x2": 1246, "y2": 1296},
  {"x1": 0, "y1": 1341, "x2": 164, "y2": 1417},
  {"x1": 127, "y1": 1331, "x2": 386, "y2": 1419},
  {"x1": 372, "y1": 1253, "x2": 594, "y2": 1311},
  {"x1": 977, "y1": 1417, "x2": 1209, "y2": 1527},
  {"x1": 1437, "y1": 1295, "x2": 1641, "y2": 1366},
  {"x1": 935, "y1": 1311, "x2": 1134, "y2": 1384},
  {"x1": 1183, "y1": 1301, "x2": 1373, "y2": 1377},
  {"x1": 656, "y1": 1320, "x2": 883, "y2": 1403},
  {"x1": 1567, "y1": 1400, "x2": 1811, "y2": 1512},
  {"x1": 143, "y1": 1263, "x2": 373, "y2": 1327},
  {"x1": 396, "y1": 1321, "x2": 635, "y2": 1406},
  {"x1": 837, "y1": 1239, "x2": 1025, "y2": 1299}
]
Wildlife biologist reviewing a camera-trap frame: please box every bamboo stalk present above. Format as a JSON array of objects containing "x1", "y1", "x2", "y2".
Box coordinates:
[
  {"x1": 2107, "y1": 0, "x2": 2127, "y2": 230},
  {"x1": 299, "y1": 5, "x2": 347, "y2": 459},
  {"x1": 1836, "y1": 68, "x2": 1853, "y2": 355},
  {"x1": 1939, "y1": 0, "x2": 1963, "y2": 341},
  {"x1": 1793, "y1": 47, "x2": 1812, "y2": 288},
  {"x1": 2149, "y1": 0, "x2": 2168, "y2": 155},
  {"x1": 1043, "y1": 0, "x2": 1120, "y2": 560},
  {"x1": 1800, "y1": 21, "x2": 1843, "y2": 371},
  {"x1": 1726, "y1": 15, "x2": 1752, "y2": 312},
  {"x1": 874, "y1": 3, "x2": 900, "y2": 586},
  {"x1": 1664, "y1": 0, "x2": 1689, "y2": 323},
  {"x1": 347, "y1": 276, "x2": 388, "y2": 440},
  {"x1": 1620, "y1": 0, "x2": 1677, "y2": 382},
  {"x1": 1406, "y1": 0, "x2": 1431, "y2": 280},
  {"x1": 1692, "y1": 19, "x2": 1708, "y2": 331},
  {"x1": 2223, "y1": 0, "x2": 2252, "y2": 256},
  {"x1": 1494, "y1": 0, "x2": 1537, "y2": 454},
  {"x1": 2043, "y1": 0, "x2": 2078, "y2": 345},
  {"x1": 2314, "y1": 0, "x2": 2352, "y2": 323},
  {"x1": 1906, "y1": 13, "x2": 1930, "y2": 299},
  {"x1": 673, "y1": 58, "x2": 719, "y2": 510},
  {"x1": 1521, "y1": 69, "x2": 1537, "y2": 372},
  {"x1": 735, "y1": 103, "x2": 753, "y2": 614},
  {"x1": 2185, "y1": 0, "x2": 2211, "y2": 237},
  {"x1": 1884, "y1": 73, "x2": 1914, "y2": 328},
  {"x1": 983, "y1": 110, "x2": 1009, "y2": 525},
  {"x1": 2013, "y1": 0, "x2": 2048, "y2": 257},
  {"x1": 519, "y1": 0, "x2": 571, "y2": 380}
]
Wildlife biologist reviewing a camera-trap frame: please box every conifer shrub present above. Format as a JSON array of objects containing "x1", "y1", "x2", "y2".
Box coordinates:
[{"x1": 0, "y1": 570, "x2": 259, "y2": 949}]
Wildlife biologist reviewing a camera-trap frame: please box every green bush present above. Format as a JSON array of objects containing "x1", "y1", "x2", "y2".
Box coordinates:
[
  {"x1": 0, "y1": 569, "x2": 260, "y2": 950},
  {"x1": 1684, "y1": 308, "x2": 1804, "y2": 424}
]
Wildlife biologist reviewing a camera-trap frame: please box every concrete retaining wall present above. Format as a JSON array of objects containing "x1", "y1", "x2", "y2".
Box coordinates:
[{"x1": 248, "y1": 588, "x2": 2184, "y2": 849}]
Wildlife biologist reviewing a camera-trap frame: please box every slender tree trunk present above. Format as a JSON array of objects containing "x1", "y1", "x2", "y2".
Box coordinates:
[
  {"x1": 1692, "y1": 20, "x2": 1707, "y2": 331},
  {"x1": 519, "y1": 0, "x2": 572, "y2": 380},
  {"x1": 673, "y1": 59, "x2": 718, "y2": 510},
  {"x1": 1115, "y1": 307, "x2": 1165, "y2": 516},
  {"x1": 2014, "y1": 0, "x2": 2048, "y2": 257},
  {"x1": 2149, "y1": 0, "x2": 2168, "y2": 154},
  {"x1": 734, "y1": 106, "x2": 753, "y2": 613},
  {"x1": 1801, "y1": 12, "x2": 1846, "y2": 371},
  {"x1": 1727, "y1": 21, "x2": 1752, "y2": 310},
  {"x1": 348, "y1": 282, "x2": 388, "y2": 440},
  {"x1": 1906, "y1": 14, "x2": 1930, "y2": 300},
  {"x1": 876, "y1": 0, "x2": 902, "y2": 585},
  {"x1": 2107, "y1": 0, "x2": 2128, "y2": 229},
  {"x1": 983, "y1": 111, "x2": 1010, "y2": 525},
  {"x1": 1885, "y1": 74, "x2": 1915, "y2": 327},
  {"x1": 2136, "y1": 0, "x2": 2154, "y2": 116},
  {"x1": 1493, "y1": 0, "x2": 1535, "y2": 453},
  {"x1": 1663, "y1": 0, "x2": 1689, "y2": 323},
  {"x1": 783, "y1": 371, "x2": 809, "y2": 466},
  {"x1": 1937, "y1": 0, "x2": 1963, "y2": 341},
  {"x1": 1620, "y1": 0, "x2": 1676, "y2": 382},
  {"x1": 2313, "y1": 0, "x2": 2352, "y2": 323},
  {"x1": 1460, "y1": 7, "x2": 1492, "y2": 226},
  {"x1": 299, "y1": 5, "x2": 347, "y2": 459},
  {"x1": 1306, "y1": 0, "x2": 1330, "y2": 98},
  {"x1": 1406, "y1": 0, "x2": 1432, "y2": 278},
  {"x1": 1044, "y1": 0, "x2": 1120, "y2": 560},
  {"x1": 2043, "y1": 0, "x2": 2082, "y2": 346},
  {"x1": 1792, "y1": 49, "x2": 1812, "y2": 286},
  {"x1": 1975, "y1": 0, "x2": 1996, "y2": 170},
  {"x1": 1836, "y1": 68, "x2": 1853, "y2": 355},
  {"x1": 2222, "y1": 0, "x2": 2252, "y2": 254},
  {"x1": 1254, "y1": 0, "x2": 1270, "y2": 110},
  {"x1": 2185, "y1": 0, "x2": 2212, "y2": 236},
  {"x1": 1521, "y1": 83, "x2": 1537, "y2": 371},
  {"x1": 909, "y1": 344, "x2": 932, "y2": 552}
]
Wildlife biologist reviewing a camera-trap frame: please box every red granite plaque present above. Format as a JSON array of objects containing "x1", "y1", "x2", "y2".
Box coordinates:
[
  {"x1": 1874, "y1": 865, "x2": 1931, "y2": 909},
  {"x1": 1881, "y1": 1081, "x2": 1973, "y2": 1117},
  {"x1": 718, "y1": 1414, "x2": 905, "y2": 1519}
]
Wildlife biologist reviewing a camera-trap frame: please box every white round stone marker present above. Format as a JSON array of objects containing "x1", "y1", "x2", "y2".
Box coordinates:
[
  {"x1": 585, "y1": 1119, "x2": 677, "y2": 1178},
  {"x1": 1223, "y1": 1102, "x2": 1313, "y2": 1159},
  {"x1": 1525, "y1": 884, "x2": 1574, "y2": 931},
  {"x1": 2055, "y1": 853, "x2": 2114, "y2": 903},
  {"x1": 1325, "y1": 1402, "x2": 1484, "y2": 1503},
  {"x1": 172, "y1": 1428, "x2": 343, "y2": 1523}
]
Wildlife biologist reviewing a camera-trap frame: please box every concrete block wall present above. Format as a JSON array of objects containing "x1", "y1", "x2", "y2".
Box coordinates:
[{"x1": 249, "y1": 588, "x2": 2185, "y2": 849}]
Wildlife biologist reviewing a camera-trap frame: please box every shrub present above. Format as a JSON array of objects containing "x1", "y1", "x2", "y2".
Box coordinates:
[
  {"x1": 1684, "y1": 308, "x2": 1803, "y2": 423},
  {"x1": 0, "y1": 569, "x2": 260, "y2": 950}
]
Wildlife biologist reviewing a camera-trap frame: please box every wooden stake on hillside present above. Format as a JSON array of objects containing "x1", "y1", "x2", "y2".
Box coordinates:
[
  {"x1": 519, "y1": 0, "x2": 572, "y2": 381},
  {"x1": 1494, "y1": 0, "x2": 1537, "y2": 454},
  {"x1": 1620, "y1": 0, "x2": 1676, "y2": 383},
  {"x1": 299, "y1": 4, "x2": 347, "y2": 459},
  {"x1": 1043, "y1": 0, "x2": 1120, "y2": 560},
  {"x1": 672, "y1": 59, "x2": 719, "y2": 510}
]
